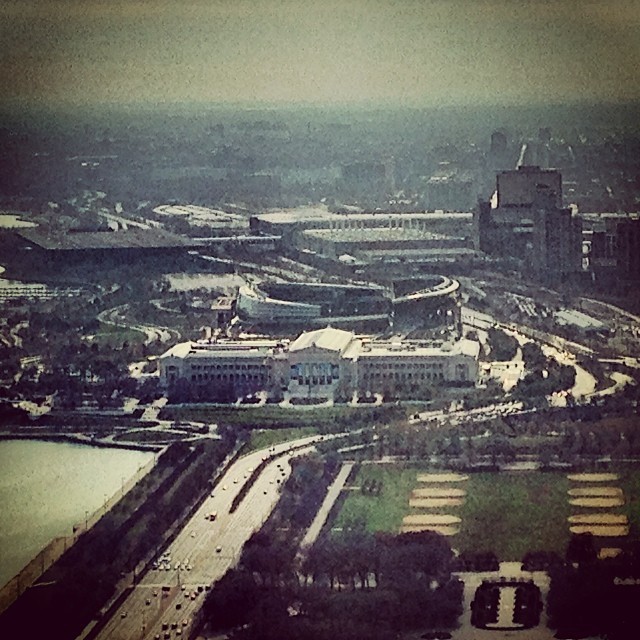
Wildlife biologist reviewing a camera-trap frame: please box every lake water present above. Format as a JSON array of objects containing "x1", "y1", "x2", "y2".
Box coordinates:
[{"x1": 0, "y1": 440, "x2": 154, "y2": 589}]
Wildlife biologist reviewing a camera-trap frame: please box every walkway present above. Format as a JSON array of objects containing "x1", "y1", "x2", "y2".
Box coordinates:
[{"x1": 297, "y1": 462, "x2": 354, "y2": 556}]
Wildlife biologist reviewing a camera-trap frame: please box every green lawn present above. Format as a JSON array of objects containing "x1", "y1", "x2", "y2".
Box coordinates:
[
  {"x1": 113, "y1": 429, "x2": 186, "y2": 443},
  {"x1": 245, "y1": 427, "x2": 318, "y2": 452},
  {"x1": 457, "y1": 473, "x2": 571, "y2": 560},
  {"x1": 619, "y1": 465, "x2": 640, "y2": 537},
  {"x1": 334, "y1": 465, "x2": 425, "y2": 532},
  {"x1": 333, "y1": 465, "x2": 640, "y2": 562},
  {"x1": 159, "y1": 404, "x2": 401, "y2": 429},
  {"x1": 93, "y1": 321, "x2": 146, "y2": 347}
]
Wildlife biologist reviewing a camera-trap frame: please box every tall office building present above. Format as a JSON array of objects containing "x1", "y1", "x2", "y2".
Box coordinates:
[{"x1": 474, "y1": 166, "x2": 581, "y2": 281}]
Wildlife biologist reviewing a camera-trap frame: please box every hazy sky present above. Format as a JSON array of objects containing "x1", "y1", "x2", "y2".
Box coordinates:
[{"x1": 2, "y1": 0, "x2": 639, "y2": 107}]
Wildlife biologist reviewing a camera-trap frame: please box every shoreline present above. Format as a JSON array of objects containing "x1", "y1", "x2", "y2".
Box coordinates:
[{"x1": 0, "y1": 432, "x2": 163, "y2": 452}]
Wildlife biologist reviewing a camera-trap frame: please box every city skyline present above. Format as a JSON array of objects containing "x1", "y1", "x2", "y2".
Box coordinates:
[{"x1": 2, "y1": 0, "x2": 640, "y2": 108}]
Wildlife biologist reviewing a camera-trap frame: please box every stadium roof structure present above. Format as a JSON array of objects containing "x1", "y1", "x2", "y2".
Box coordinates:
[{"x1": 16, "y1": 226, "x2": 195, "y2": 251}]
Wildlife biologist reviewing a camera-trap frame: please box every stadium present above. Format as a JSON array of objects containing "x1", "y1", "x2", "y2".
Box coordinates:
[{"x1": 236, "y1": 275, "x2": 461, "y2": 336}]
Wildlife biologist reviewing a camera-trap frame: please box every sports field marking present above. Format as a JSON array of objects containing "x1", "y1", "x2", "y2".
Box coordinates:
[
  {"x1": 400, "y1": 524, "x2": 460, "y2": 536},
  {"x1": 412, "y1": 487, "x2": 467, "y2": 498},
  {"x1": 569, "y1": 524, "x2": 629, "y2": 537},
  {"x1": 568, "y1": 513, "x2": 628, "y2": 525},
  {"x1": 402, "y1": 514, "x2": 462, "y2": 526},
  {"x1": 568, "y1": 487, "x2": 623, "y2": 497},
  {"x1": 567, "y1": 473, "x2": 620, "y2": 482},
  {"x1": 409, "y1": 498, "x2": 465, "y2": 508},
  {"x1": 569, "y1": 497, "x2": 625, "y2": 508},
  {"x1": 416, "y1": 473, "x2": 469, "y2": 483}
]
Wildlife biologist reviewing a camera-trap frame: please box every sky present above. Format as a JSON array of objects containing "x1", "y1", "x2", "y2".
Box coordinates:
[{"x1": 1, "y1": 0, "x2": 640, "y2": 108}]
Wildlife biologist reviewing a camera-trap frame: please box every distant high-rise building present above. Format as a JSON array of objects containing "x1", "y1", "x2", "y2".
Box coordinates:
[
  {"x1": 583, "y1": 215, "x2": 640, "y2": 286},
  {"x1": 497, "y1": 165, "x2": 562, "y2": 208},
  {"x1": 474, "y1": 166, "x2": 581, "y2": 281}
]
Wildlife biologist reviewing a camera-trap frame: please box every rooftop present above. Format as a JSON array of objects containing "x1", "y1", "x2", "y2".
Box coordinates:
[
  {"x1": 256, "y1": 206, "x2": 473, "y2": 225},
  {"x1": 288, "y1": 327, "x2": 355, "y2": 353},
  {"x1": 352, "y1": 337, "x2": 480, "y2": 359},
  {"x1": 17, "y1": 225, "x2": 193, "y2": 251},
  {"x1": 161, "y1": 339, "x2": 281, "y2": 360}
]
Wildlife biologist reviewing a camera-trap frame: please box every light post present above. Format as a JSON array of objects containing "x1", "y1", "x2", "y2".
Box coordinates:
[{"x1": 85, "y1": 509, "x2": 89, "y2": 530}]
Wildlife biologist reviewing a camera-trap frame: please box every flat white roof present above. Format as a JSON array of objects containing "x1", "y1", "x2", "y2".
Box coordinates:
[
  {"x1": 354, "y1": 337, "x2": 480, "y2": 360},
  {"x1": 257, "y1": 206, "x2": 473, "y2": 225}
]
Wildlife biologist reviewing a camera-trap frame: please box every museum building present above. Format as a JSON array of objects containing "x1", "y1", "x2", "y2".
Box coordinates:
[{"x1": 159, "y1": 327, "x2": 479, "y2": 401}]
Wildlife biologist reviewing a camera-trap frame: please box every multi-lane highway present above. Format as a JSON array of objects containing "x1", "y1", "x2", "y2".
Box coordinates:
[{"x1": 92, "y1": 434, "x2": 330, "y2": 640}]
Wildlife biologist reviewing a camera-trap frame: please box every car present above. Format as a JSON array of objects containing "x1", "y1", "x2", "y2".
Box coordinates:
[
  {"x1": 190, "y1": 592, "x2": 197, "y2": 600},
  {"x1": 176, "y1": 602, "x2": 182, "y2": 610},
  {"x1": 222, "y1": 485, "x2": 228, "y2": 490},
  {"x1": 146, "y1": 598, "x2": 151, "y2": 605},
  {"x1": 153, "y1": 590, "x2": 158, "y2": 597},
  {"x1": 216, "y1": 545, "x2": 222, "y2": 553},
  {"x1": 120, "y1": 612, "x2": 127, "y2": 619},
  {"x1": 197, "y1": 585, "x2": 204, "y2": 592},
  {"x1": 186, "y1": 564, "x2": 192, "y2": 571},
  {"x1": 183, "y1": 618, "x2": 189, "y2": 626},
  {"x1": 172, "y1": 621, "x2": 178, "y2": 629},
  {"x1": 191, "y1": 531, "x2": 196, "y2": 538},
  {"x1": 233, "y1": 478, "x2": 238, "y2": 484},
  {"x1": 181, "y1": 584, "x2": 186, "y2": 591}
]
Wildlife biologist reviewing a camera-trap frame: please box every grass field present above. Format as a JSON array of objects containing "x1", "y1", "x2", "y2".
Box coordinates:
[
  {"x1": 333, "y1": 464, "x2": 640, "y2": 561},
  {"x1": 244, "y1": 427, "x2": 318, "y2": 452},
  {"x1": 93, "y1": 321, "x2": 146, "y2": 347},
  {"x1": 159, "y1": 404, "x2": 402, "y2": 429},
  {"x1": 618, "y1": 464, "x2": 640, "y2": 536}
]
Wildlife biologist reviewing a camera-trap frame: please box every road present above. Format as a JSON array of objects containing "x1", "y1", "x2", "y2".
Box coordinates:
[
  {"x1": 90, "y1": 434, "x2": 334, "y2": 640},
  {"x1": 97, "y1": 304, "x2": 179, "y2": 346}
]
